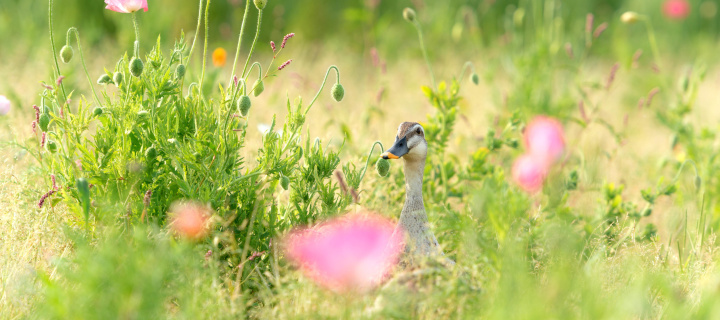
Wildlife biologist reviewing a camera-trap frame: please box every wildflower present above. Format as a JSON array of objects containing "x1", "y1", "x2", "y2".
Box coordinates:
[
  {"x1": 585, "y1": 13, "x2": 594, "y2": 34},
  {"x1": 248, "y1": 251, "x2": 265, "y2": 261},
  {"x1": 663, "y1": 0, "x2": 690, "y2": 19},
  {"x1": 60, "y1": 45, "x2": 74, "y2": 63},
  {"x1": 41, "y1": 132, "x2": 47, "y2": 148},
  {"x1": 75, "y1": 159, "x2": 83, "y2": 170},
  {"x1": 31, "y1": 121, "x2": 37, "y2": 133},
  {"x1": 169, "y1": 201, "x2": 211, "y2": 241},
  {"x1": 175, "y1": 64, "x2": 186, "y2": 79},
  {"x1": 278, "y1": 59, "x2": 292, "y2": 70},
  {"x1": 212, "y1": 48, "x2": 227, "y2": 67},
  {"x1": 38, "y1": 189, "x2": 56, "y2": 208},
  {"x1": 606, "y1": 63, "x2": 619, "y2": 90},
  {"x1": 593, "y1": 22, "x2": 608, "y2": 38},
  {"x1": 646, "y1": 87, "x2": 660, "y2": 107},
  {"x1": 55, "y1": 76, "x2": 65, "y2": 86},
  {"x1": 0, "y1": 95, "x2": 10, "y2": 116},
  {"x1": 50, "y1": 174, "x2": 58, "y2": 190},
  {"x1": 621, "y1": 11, "x2": 639, "y2": 24},
  {"x1": 143, "y1": 190, "x2": 152, "y2": 207},
  {"x1": 270, "y1": 41, "x2": 276, "y2": 53},
  {"x1": 104, "y1": 0, "x2": 148, "y2": 13},
  {"x1": 33, "y1": 105, "x2": 40, "y2": 121},
  {"x1": 524, "y1": 116, "x2": 565, "y2": 162},
  {"x1": 205, "y1": 250, "x2": 213, "y2": 260},
  {"x1": 97, "y1": 74, "x2": 112, "y2": 85},
  {"x1": 281, "y1": 33, "x2": 295, "y2": 49},
  {"x1": 284, "y1": 212, "x2": 404, "y2": 292},
  {"x1": 512, "y1": 154, "x2": 547, "y2": 193}
]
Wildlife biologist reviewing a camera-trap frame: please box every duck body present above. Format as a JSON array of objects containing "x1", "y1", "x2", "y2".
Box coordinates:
[{"x1": 382, "y1": 122, "x2": 448, "y2": 262}]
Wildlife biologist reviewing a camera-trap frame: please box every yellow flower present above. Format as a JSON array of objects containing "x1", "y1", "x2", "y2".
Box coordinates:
[{"x1": 212, "y1": 47, "x2": 227, "y2": 67}]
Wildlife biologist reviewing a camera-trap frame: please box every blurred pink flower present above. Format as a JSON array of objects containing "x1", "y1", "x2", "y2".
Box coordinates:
[
  {"x1": 169, "y1": 201, "x2": 211, "y2": 241},
  {"x1": 663, "y1": 0, "x2": 690, "y2": 19},
  {"x1": 105, "y1": 0, "x2": 148, "y2": 13},
  {"x1": 284, "y1": 213, "x2": 404, "y2": 292},
  {"x1": 0, "y1": 95, "x2": 10, "y2": 116},
  {"x1": 512, "y1": 154, "x2": 547, "y2": 193},
  {"x1": 524, "y1": 116, "x2": 565, "y2": 162}
]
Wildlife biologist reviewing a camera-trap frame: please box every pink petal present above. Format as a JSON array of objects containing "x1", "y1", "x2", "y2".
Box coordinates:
[
  {"x1": 284, "y1": 213, "x2": 404, "y2": 292},
  {"x1": 104, "y1": 0, "x2": 148, "y2": 13},
  {"x1": 512, "y1": 154, "x2": 548, "y2": 193},
  {"x1": 0, "y1": 95, "x2": 10, "y2": 116},
  {"x1": 524, "y1": 116, "x2": 565, "y2": 162}
]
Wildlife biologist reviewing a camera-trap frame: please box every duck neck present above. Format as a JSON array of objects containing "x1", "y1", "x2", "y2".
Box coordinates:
[{"x1": 401, "y1": 158, "x2": 425, "y2": 214}]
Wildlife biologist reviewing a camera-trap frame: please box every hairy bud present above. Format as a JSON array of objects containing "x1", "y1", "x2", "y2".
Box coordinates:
[
  {"x1": 47, "y1": 140, "x2": 58, "y2": 153},
  {"x1": 471, "y1": 73, "x2": 480, "y2": 85},
  {"x1": 253, "y1": 79, "x2": 265, "y2": 97},
  {"x1": 92, "y1": 107, "x2": 103, "y2": 117},
  {"x1": 238, "y1": 95, "x2": 252, "y2": 117},
  {"x1": 113, "y1": 72, "x2": 124, "y2": 86},
  {"x1": 60, "y1": 45, "x2": 74, "y2": 63},
  {"x1": 403, "y1": 8, "x2": 416, "y2": 23},
  {"x1": 39, "y1": 113, "x2": 51, "y2": 132},
  {"x1": 129, "y1": 57, "x2": 144, "y2": 77},
  {"x1": 331, "y1": 83, "x2": 345, "y2": 102},
  {"x1": 175, "y1": 64, "x2": 186, "y2": 79},
  {"x1": 97, "y1": 74, "x2": 112, "y2": 85},
  {"x1": 280, "y1": 174, "x2": 290, "y2": 190},
  {"x1": 375, "y1": 158, "x2": 390, "y2": 177},
  {"x1": 254, "y1": 0, "x2": 267, "y2": 10}
]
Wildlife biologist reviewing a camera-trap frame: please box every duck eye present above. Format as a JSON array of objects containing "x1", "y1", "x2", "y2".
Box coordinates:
[{"x1": 416, "y1": 129, "x2": 422, "y2": 135}]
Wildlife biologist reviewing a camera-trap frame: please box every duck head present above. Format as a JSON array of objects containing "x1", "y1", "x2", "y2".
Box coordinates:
[{"x1": 381, "y1": 122, "x2": 427, "y2": 162}]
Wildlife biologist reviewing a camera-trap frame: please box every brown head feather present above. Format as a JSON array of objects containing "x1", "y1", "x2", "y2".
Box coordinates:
[{"x1": 397, "y1": 122, "x2": 421, "y2": 138}]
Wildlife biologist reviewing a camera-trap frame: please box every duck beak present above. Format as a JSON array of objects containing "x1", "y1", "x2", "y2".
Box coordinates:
[{"x1": 381, "y1": 136, "x2": 408, "y2": 160}]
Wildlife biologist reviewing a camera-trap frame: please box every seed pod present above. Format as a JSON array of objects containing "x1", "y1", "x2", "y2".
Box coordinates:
[
  {"x1": 253, "y1": 79, "x2": 265, "y2": 97},
  {"x1": 113, "y1": 72, "x2": 124, "y2": 86},
  {"x1": 39, "y1": 113, "x2": 51, "y2": 132},
  {"x1": 375, "y1": 158, "x2": 390, "y2": 177},
  {"x1": 175, "y1": 64, "x2": 186, "y2": 79},
  {"x1": 60, "y1": 45, "x2": 74, "y2": 63},
  {"x1": 129, "y1": 57, "x2": 144, "y2": 77},
  {"x1": 97, "y1": 74, "x2": 112, "y2": 85},
  {"x1": 471, "y1": 73, "x2": 480, "y2": 85},
  {"x1": 331, "y1": 83, "x2": 345, "y2": 102},
  {"x1": 254, "y1": 0, "x2": 267, "y2": 10},
  {"x1": 238, "y1": 95, "x2": 252, "y2": 117},
  {"x1": 47, "y1": 140, "x2": 58, "y2": 153},
  {"x1": 92, "y1": 107, "x2": 103, "y2": 117},
  {"x1": 280, "y1": 174, "x2": 290, "y2": 190},
  {"x1": 403, "y1": 8, "x2": 416, "y2": 23}
]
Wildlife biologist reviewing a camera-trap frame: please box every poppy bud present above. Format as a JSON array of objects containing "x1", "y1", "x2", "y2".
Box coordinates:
[
  {"x1": 145, "y1": 146, "x2": 157, "y2": 160},
  {"x1": 47, "y1": 140, "x2": 58, "y2": 153},
  {"x1": 280, "y1": 174, "x2": 290, "y2": 190},
  {"x1": 375, "y1": 158, "x2": 390, "y2": 177},
  {"x1": 403, "y1": 8, "x2": 416, "y2": 23},
  {"x1": 238, "y1": 95, "x2": 252, "y2": 116},
  {"x1": 60, "y1": 45, "x2": 74, "y2": 63},
  {"x1": 97, "y1": 74, "x2": 112, "y2": 85},
  {"x1": 39, "y1": 113, "x2": 51, "y2": 132},
  {"x1": 129, "y1": 57, "x2": 144, "y2": 77},
  {"x1": 93, "y1": 107, "x2": 103, "y2": 117},
  {"x1": 621, "y1": 12, "x2": 639, "y2": 24},
  {"x1": 137, "y1": 110, "x2": 150, "y2": 123},
  {"x1": 253, "y1": 79, "x2": 265, "y2": 97},
  {"x1": 113, "y1": 72, "x2": 124, "y2": 86},
  {"x1": 175, "y1": 64, "x2": 186, "y2": 79},
  {"x1": 254, "y1": 0, "x2": 267, "y2": 10},
  {"x1": 471, "y1": 73, "x2": 480, "y2": 85},
  {"x1": 331, "y1": 83, "x2": 345, "y2": 102}
]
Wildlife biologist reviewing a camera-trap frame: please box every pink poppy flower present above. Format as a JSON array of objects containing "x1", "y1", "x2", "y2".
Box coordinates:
[
  {"x1": 524, "y1": 116, "x2": 565, "y2": 162},
  {"x1": 663, "y1": 0, "x2": 690, "y2": 20},
  {"x1": 0, "y1": 95, "x2": 9, "y2": 116},
  {"x1": 512, "y1": 154, "x2": 548, "y2": 193},
  {"x1": 169, "y1": 201, "x2": 211, "y2": 241},
  {"x1": 105, "y1": 0, "x2": 148, "y2": 13},
  {"x1": 284, "y1": 212, "x2": 404, "y2": 292}
]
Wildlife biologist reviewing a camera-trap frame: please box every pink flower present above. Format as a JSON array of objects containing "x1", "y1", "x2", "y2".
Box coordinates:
[
  {"x1": 663, "y1": 0, "x2": 690, "y2": 20},
  {"x1": 169, "y1": 201, "x2": 211, "y2": 240},
  {"x1": 524, "y1": 116, "x2": 565, "y2": 162},
  {"x1": 105, "y1": 0, "x2": 148, "y2": 13},
  {"x1": 512, "y1": 154, "x2": 547, "y2": 192},
  {"x1": 0, "y1": 95, "x2": 10, "y2": 116},
  {"x1": 284, "y1": 212, "x2": 404, "y2": 292},
  {"x1": 278, "y1": 59, "x2": 292, "y2": 70}
]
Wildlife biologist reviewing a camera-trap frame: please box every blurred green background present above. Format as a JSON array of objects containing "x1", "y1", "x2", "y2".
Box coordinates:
[{"x1": 2, "y1": 0, "x2": 720, "y2": 64}]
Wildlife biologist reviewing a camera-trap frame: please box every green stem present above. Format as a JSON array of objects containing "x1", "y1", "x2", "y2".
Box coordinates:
[
  {"x1": 457, "y1": 61, "x2": 475, "y2": 84},
  {"x1": 67, "y1": 28, "x2": 102, "y2": 107},
  {"x1": 48, "y1": 0, "x2": 68, "y2": 102},
  {"x1": 671, "y1": 159, "x2": 701, "y2": 190},
  {"x1": 641, "y1": 17, "x2": 662, "y2": 71},
  {"x1": 187, "y1": 0, "x2": 204, "y2": 67},
  {"x1": 412, "y1": 20, "x2": 436, "y2": 89},
  {"x1": 199, "y1": 0, "x2": 211, "y2": 93},
  {"x1": 358, "y1": 141, "x2": 385, "y2": 185},
  {"x1": 132, "y1": 12, "x2": 140, "y2": 57},
  {"x1": 246, "y1": 62, "x2": 263, "y2": 94},
  {"x1": 240, "y1": 8, "x2": 264, "y2": 78},
  {"x1": 229, "y1": 0, "x2": 252, "y2": 85},
  {"x1": 305, "y1": 65, "x2": 341, "y2": 114}
]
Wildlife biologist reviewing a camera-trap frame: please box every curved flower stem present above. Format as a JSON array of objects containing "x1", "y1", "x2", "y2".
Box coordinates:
[
  {"x1": 358, "y1": 141, "x2": 385, "y2": 185},
  {"x1": 245, "y1": 62, "x2": 263, "y2": 94},
  {"x1": 48, "y1": 0, "x2": 68, "y2": 102},
  {"x1": 304, "y1": 65, "x2": 341, "y2": 115},
  {"x1": 411, "y1": 19, "x2": 436, "y2": 89},
  {"x1": 131, "y1": 12, "x2": 140, "y2": 56},
  {"x1": 229, "y1": 0, "x2": 252, "y2": 85},
  {"x1": 187, "y1": 0, "x2": 204, "y2": 66},
  {"x1": 66, "y1": 28, "x2": 102, "y2": 107},
  {"x1": 240, "y1": 8, "x2": 264, "y2": 78},
  {"x1": 671, "y1": 159, "x2": 701, "y2": 191},
  {"x1": 641, "y1": 17, "x2": 662, "y2": 71},
  {"x1": 457, "y1": 61, "x2": 476, "y2": 84},
  {"x1": 199, "y1": 0, "x2": 211, "y2": 93}
]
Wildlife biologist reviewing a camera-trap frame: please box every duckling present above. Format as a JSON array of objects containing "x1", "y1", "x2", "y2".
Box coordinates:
[{"x1": 382, "y1": 122, "x2": 452, "y2": 265}]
